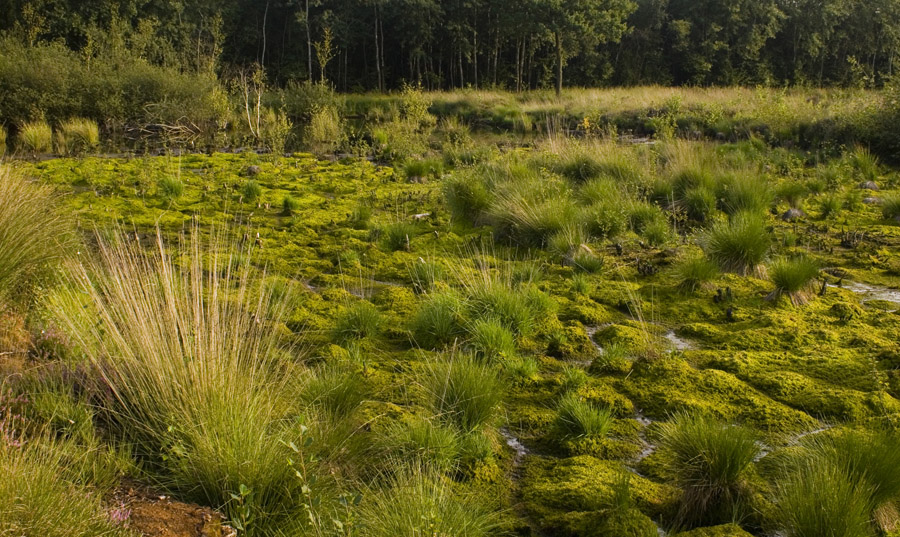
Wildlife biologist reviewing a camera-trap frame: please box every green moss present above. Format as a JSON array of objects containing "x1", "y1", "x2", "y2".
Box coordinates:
[{"x1": 672, "y1": 524, "x2": 754, "y2": 537}]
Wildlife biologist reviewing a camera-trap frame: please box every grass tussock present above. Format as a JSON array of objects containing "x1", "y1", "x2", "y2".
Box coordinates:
[
  {"x1": 56, "y1": 118, "x2": 100, "y2": 156},
  {"x1": 767, "y1": 256, "x2": 819, "y2": 306},
  {"x1": 0, "y1": 167, "x2": 71, "y2": 303},
  {"x1": 703, "y1": 212, "x2": 771, "y2": 276},
  {"x1": 50, "y1": 227, "x2": 312, "y2": 533},
  {"x1": 18, "y1": 119, "x2": 53, "y2": 154},
  {"x1": 675, "y1": 255, "x2": 720, "y2": 292},
  {"x1": 658, "y1": 412, "x2": 759, "y2": 528},
  {"x1": 424, "y1": 353, "x2": 503, "y2": 433},
  {"x1": 554, "y1": 392, "x2": 614, "y2": 439}
]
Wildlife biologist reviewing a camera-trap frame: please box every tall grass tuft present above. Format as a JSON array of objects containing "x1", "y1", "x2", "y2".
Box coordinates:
[
  {"x1": 424, "y1": 354, "x2": 502, "y2": 432},
  {"x1": 18, "y1": 120, "x2": 53, "y2": 154},
  {"x1": 658, "y1": 412, "x2": 759, "y2": 527},
  {"x1": 50, "y1": 227, "x2": 309, "y2": 533},
  {"x1": 850, "y1": 145, "x2": 880, "y2": 183},
  {"x1": 703, "y1": 212, "x2": 771, "y2": 276},
  {"x1": 443, "y1": 173, "x2": 492, "y2": 225},
  {"x1": 56, "y1": 118, "x2": 100, "y2": 155},
  {"x1": 372, "y1": 418, "x2": 461, "y2": 473},
  {"x1": 767, "y1": 256, "x2": 819, "y2": 306},
  {"x1": 332, "y1": 301, "x2": 383, "y2": 343},
  {"x1": 718, "y1": 173, "x2": 773, "y2": 215},
  {"x1": 157, "y1": 176, "x2": 184, "y2": 201},
  {"x1": 554, "y1": 392, "x2": 614, "y2": 438},
  {"x1": 411, "y1": 291, "x2": 465, "y2": 349},
  {"x1": 360, "y1": 465, "x2": 500, "y2": 537},
  {"x1": 675, "y1": 255, "x2": 719, "y2": 292},
  {"x1": 0, "y1": 440, "x2": 131, "y2": 537},
  {"x1": 467, "y1": 316, "x2": 517, "y2": 361},
  {"x1": 882, "y1": 193, "x2": 900, "y2": 221},
  {"x1": 0, "y1": 167, "x2": 71, "y2": 303}
]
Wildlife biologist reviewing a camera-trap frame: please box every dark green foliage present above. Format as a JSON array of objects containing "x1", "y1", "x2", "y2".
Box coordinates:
[{"x1": 703, "y1": 212, "x2": 771, "y2": 275}]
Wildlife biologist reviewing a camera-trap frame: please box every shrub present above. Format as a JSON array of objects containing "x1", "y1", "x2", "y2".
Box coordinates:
[
  {"x1": 554, "y1": 392, "x2": 614, "y2": 438},
  {"x1": 882, "y1": 193, "x2": 900, "y2": 221},
  {"x1": 18, "y1": 120, "x2": 52, "y2": 154},
  {"x1": 657, "y1": 412, "x2": 759, "y2": 527},
  {"x1": 0, "y1": 167, "x2": 71, "y2": 303},
  {"x1": 675, "y1": 256, "x2": 719, "y2": 292},
  {"x1": 360, "y1": 466, "x2": 499, "y2": 537},
  {"x1": 703, "y1": 212, "x2": 771, "y2": 276},
  {"x1": 241, "y1": 180, "x2": 263, "y2": 203},
  {"x1": 467, "y1": 317, "x2": 517, "y2": 361},
  {"x1": 157, "y1": 176, "x2": 184, "y2": 201},
  {"x1": 332, "y1": 301, "x2": 383, "y2": 343},
  {"x1": 767, "y1": 256, "x2": 819, "y2": 305},
  {"x1": 50, "y1": 228, "x2": 309, "y2": 534},
  {"x1": 412, "y1": 292, "x2": 465, "y2": 349},
  {"x1": 261, "y1": 106, "x2": 293, "y2": 154},
  {"x1": 56, "y1": 118, "x2": 99, "y2": 156},
  {"x1": 282, "y1": 194, "x2": 300, "y2": 215},
  {"x1": 424, "y1": 354, "x2": 502, "y2": 432}
]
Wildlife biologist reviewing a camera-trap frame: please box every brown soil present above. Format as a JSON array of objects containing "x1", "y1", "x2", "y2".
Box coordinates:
[{"x1": 109, "y1": 482, "x2": 234, "y2": 537}]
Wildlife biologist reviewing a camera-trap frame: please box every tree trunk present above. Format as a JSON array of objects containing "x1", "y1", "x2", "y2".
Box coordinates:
[
  {"x1": 374, "y1": 5, "x2": 382, "y2": 91},
  {"x1": 306, "y1": 0, "x2": 312, "y2": 81},
  {"x1": 555, "y1": 31, "x2": 563, "y2": 98}
]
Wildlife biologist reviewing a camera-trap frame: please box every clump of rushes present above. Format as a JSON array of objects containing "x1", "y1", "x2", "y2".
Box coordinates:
[
  {"x1": 18, "y1": 119, "x2": 53, "y2": 155},
  {"x1": 703, "y1": 211, "x2": 771, "y2": 276},
  {"x1": 282, "y1": 194, "x2": 299, "y2": 215},
  {"x1": 443, "y1": 173, "x2": 491, "y2": 225},
  {"x1": 641, "y1": 218, "x2": 672, "y2": 247},
  {"x1": 301, "y1": 364, "x2": 367, "y2": 421},
  {"x1": 776, "y1": 181, "x2": 807, "y2": 210},
  {"x1": 556, "y1": 151, "x2": 605, "y2": 183},
  {"x1": 718, "y1": 172, "x2": 773, "y2": 215},
  {"x1": 332, "y1": 301, "x2": 383, "y2": 343},
  {"x1": 467, "y1": 316, "x2": 517, "y2": 362},
  {"x1": 658, "y1": 412, "x2": 759, "y2": 528},
  {"x1": 157, "y1": 176, "x2": 184, "y2": 201},
  {"x1": 241, "y1": 180, "x2": 262, "y2": 203},
  {"x1": 0, "y1": 167, "x2": 71, "y2": 303},
  {"x1": 559, "y1": 365, "x2": 589, "y2": 393},
  {"x1": 767, "y1": 256, "x2": 819, "y2": 306},
  {"x1": 424, "y1": 353, "x2": 502, "y2": 432},
  {"x1": 360, "y1": 465, "x2": 500, "y2": 537},
  {"x1": 50, "y1": 228, "x2": 311, "y2": 533},
  {"x1": 404, "y1": 158, "x2": 444, "y2": 181},
  {"x1": 675, "y1": 255, "x2": 719, "y2": 292},
  {"x1": 504, "y1": 355, "x2": 539, "y2": 382},
  {"x1": 349, "y1": 204, "x2": 373, "y2": 229},
  {"x1": 554, "y1": 392, "x2": 614, "y2": 438},
  {"x1": 409, "y1": 258, "x2": 446, "y2": 293},
  {"x1": 881, "y1": 193, "x2": 900, "y2": 221},
  {"x1": 56, "y1": 118, "x2": 99, "y2": 155},
  {"x1": 681, "y1": 186, "x2": 717, "y2": 222},
  {"x1": 411, "y1": 291, "x2": 465, "y2": 349},
  {"x1": 850, "y1": 145, "x2": 879, "y2": 183}
]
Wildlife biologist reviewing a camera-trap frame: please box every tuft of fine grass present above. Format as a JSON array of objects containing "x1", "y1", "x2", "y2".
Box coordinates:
[
  {"x1": 411, "y1": 291, "x2": 465, "y2": 349},
  {"x1": 675, "y1": 255, "x2": 720, "y2": 292},
  {"x1": 241, "y1": 180, "x2": 262, "y2": 203},
  {"x1": 380, "y1": 221, "x2": 417, "y2": 251},
  {"x1": 372, "y1": 417, "x2": 461, "y2": 473},
  {"x1": 50, "y1": 227, "x2": 311, "y2": 533},
  {"x1": 56, "y1": 118, "x2": 100, "y2": 156},
  {"x1": 850, "y1": 145, "x2": 880, "y2": 183},
  {"x1": 881, "y1": 193, "x2": 900, "y2": 221},
  {"x1": 702, "y1": 211, "x2": 771, "y2": 276},
  {"x1": 819, "y1": 193, "x2": 843, "y2": 218},
  {"x1": 157, "y1": 176, "x2": 184, "y2": 201},
  {"x1": 657, "y1": 412, "x2": 759, "y2": 527},
  {"x1": 554, "y1": 392, "x2": 614, "y2": 439},
  {"x1": 718, "y1": 173, "x2": 773, "y2": 215},
  {"x1": 332, "y1": 301, "x2": 383, "y2": 343},
  {"x1": 0, "y1": 167, "x2": 71, "y2": 303},
  {"x1": 443, "y1": 173, "x2": 492, "y2": 225},
  {"x1": 467, "y1": 316, "x2": 517, "y2": 362},
  {"x1": 301, "y1": 364, "x2": 367, "y2": 421},
  {"x1": 767, "y1": 256, "x2": 819, "y2": 305},
  {"x1": 360, "y1": 465, "x2": 500, "y2": 537},
  {"x1": 0, "y1": 124, "x2": 7, "y2": 156},
  {"x1": 424, "y1": 354, "x2": 503, "y2": 432},
  {"x1": 18, "y1": 120, "x2": 53, "y2": 154},
  {"x1": 282, "y1": 194, "x2": 300, "y2": 215}
]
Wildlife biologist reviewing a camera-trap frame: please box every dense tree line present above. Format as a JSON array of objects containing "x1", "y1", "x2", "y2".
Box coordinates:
[{"x1": 2, "y1": 0, "x2": 899, "y2": 91}]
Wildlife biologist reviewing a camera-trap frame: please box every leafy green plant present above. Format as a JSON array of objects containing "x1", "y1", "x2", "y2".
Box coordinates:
[
  {"x1": 703, "y1": 211, "x2": 771, "y2": 276},
  {"x1": 424, "y1": 354, "x2": 502, "y2": 432},
  {"x1": 554, "y1": 392, "x2": 614, "y2": 438},
  {"x1": 657, "y1": 412, "x2": 759, "y2": 527},
  {"x1": 332, "y1": 301, "x2": 383, "y2": 343},
  {"x1": 767, "y1": 256, "x2": 819, "y2": 305},
  {"x1": 18, "y1": 120, "x2": 52, "y2": 154}
]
